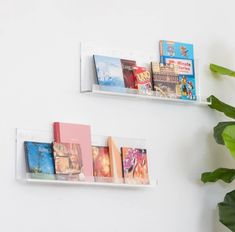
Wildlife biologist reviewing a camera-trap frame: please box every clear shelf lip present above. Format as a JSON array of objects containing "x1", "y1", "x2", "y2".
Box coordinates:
[{"x1": 85, "y1": 85, "x2": 211, "y2": 106}]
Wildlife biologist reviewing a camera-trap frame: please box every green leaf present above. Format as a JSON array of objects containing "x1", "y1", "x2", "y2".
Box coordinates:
[
  {"x1": 218, "y1": 190, "x2": 235, "y2": 232},
  {"x1": 214, "y1": 122, "x2": 235, "y2": 145},
  {"x1": 222, "y1": 125, "x2": 235, "y2": 159},
  {"x1": 210, "y1": 64, "x2": 235, "y2": 77},
  {"x1": 207, "y1": 95, "x2": 235, "y2": 119},
  {"x1": 201, "y1": 168, "x2": 235, "y2": 183}
]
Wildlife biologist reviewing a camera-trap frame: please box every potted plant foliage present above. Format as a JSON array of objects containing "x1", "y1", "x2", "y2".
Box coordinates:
[{"x1": 201, "y1": 64, "x2": 235, "y2": 231}]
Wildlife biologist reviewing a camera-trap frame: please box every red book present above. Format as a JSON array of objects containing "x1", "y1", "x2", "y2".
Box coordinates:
[{"x1": 53, "y1": 122, "x2": 94, "y2": 181}]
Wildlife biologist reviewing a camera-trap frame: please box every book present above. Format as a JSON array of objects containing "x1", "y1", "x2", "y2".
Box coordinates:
[
  {"x1": 121, "y1": 147, "x2": 149, "y2": 185},
  {"x1": 53, "y1": 122, "x2": 93, "y2": 181},
  {"x1": 92, "y1": 146, "x2": 112, "y2": 182},
  {"x1": 107, "y1": 137, "x2": 123, "y2": 183},
  {"x1": 53, "y1": 142, "x2": 83, "y2": 176},
  {"x1": 24, "y1": 141, "x2": 55, "y2": 175},
  {"x1": 151, "y1": 62, "x2": 180, "y2": 98},
  {"x1": 132, "y1": 66, "x2": 152, "y2": 94},
  {"x1": 159, "y1": 40, "x2": 196, "y2": 100},
  {"x1": 93, "y1": 55, "x2": 125, "y2": 88},
  {"x1": 120, "y1": 59, "x2": 137, "y2": 89}
]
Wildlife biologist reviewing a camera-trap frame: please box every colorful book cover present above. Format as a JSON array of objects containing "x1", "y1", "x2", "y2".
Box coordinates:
[
  {"x1": 92, "y1": 146, "x2": 112, "y2": 182},
  {"x1": 159, "y1": 40, "x2": 196, "y2": 100},
  {"x1": 132, "y1": 66, "x2": 152, "y2": 94},
  {"x1": 93, "y1": 55, "x2": 125, "y2": 88},
  {"x1": 107, "y1": 137, "x2": 123, "y2": 183},
  {"x1": 120, "y1": 59, "x2": 137, "y2": 89},
  {"x1": 53, "y1": 142, "x2": 83, "y2": 176},
  {"x1": 151, "y1": 62, "x2": 180, "y2": 98},
  {"x1": 53, "y1": 122, "x2": 93, "y2": 181},
  {"x1": 121, "y1": 147, "x2": 149, "y2": 185},
  {"x1": 24, "y1": 141, "x2": 55, "y2": 175}
]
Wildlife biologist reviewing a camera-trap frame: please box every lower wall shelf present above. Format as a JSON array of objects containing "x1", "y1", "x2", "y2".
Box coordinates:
[{"x1": 16, "y1": 129, "x2": 156, "y2": 189}]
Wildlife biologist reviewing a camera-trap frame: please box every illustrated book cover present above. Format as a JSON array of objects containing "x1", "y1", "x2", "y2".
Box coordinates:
[
  {"x1": 132, "y1": 66, "x2": 152, "y2": 94},
  {"x1": 159, "y1": 40, "x2": 196, "y2": 100},
  {"x1": 121, "y1": 147, "x2": 149, "y2": 185},
  {"x1": 120, "y1": 59, "x2": 137, "y2": 89},
  {"x1": 93, "y1": 55, "x2": 125, "y2": 88},
  {"x1": 151, "y1": 62, "x2": 180, "y2": 98},
  {"x1": 107, "y1": 137, "x2": 123, "y2": 183},
  {"x1": 53, "y1": 142, "x2": 83, "y2": 176},
  {"x1": 53, "y1": 122, "x2": 93, "y2": 181},
  {"x1": 92, "y1": 146, "x2": 112, "y2": 182},
  {"x1": 24, "y1": 141, "x2": 55, "y2": 175}
]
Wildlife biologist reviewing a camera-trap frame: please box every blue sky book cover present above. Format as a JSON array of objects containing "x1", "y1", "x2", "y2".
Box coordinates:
[
  {"x1": 93, "y1": 55, "x2": 125, "y2": 87},
  {"x1": 24, "y1": 141, "x2": 55, "y2": 174}
]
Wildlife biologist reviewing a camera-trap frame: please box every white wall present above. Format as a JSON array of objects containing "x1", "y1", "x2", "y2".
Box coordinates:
[{"x1": 1, "y1": 0, "x2": 235, "y2": 231}]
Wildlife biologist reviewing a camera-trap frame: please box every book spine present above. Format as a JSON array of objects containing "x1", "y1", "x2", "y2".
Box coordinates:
[{"x1": 53, "y1": 122, "x2": 60, "y2": 143}]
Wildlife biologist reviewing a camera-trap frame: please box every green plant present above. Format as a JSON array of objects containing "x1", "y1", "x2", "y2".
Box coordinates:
[{"x1": 201, "y1": 64, "x2": 235, "y2": 232}]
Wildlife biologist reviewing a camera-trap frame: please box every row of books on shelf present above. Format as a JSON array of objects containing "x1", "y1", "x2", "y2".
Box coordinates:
[
  {"x1": 24, "y1": 122, "x2": 149, "y2": 185},
  {"x1": 93, "y1": 40, "x2": 196, "y2": 100}
]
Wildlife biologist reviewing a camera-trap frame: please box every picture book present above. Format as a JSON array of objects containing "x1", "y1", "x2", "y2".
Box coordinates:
[
  {"x1": 24, "y1": 141, "x2": 55, "y2": 175},
  {"x1": 53, "y1": 142, "x2": 83, "y2": 176},
  {"x1": 159, "y1": 40, "x2": 196, "y2": 100},
  {"x1": 92, "y1": 146, "x2": 112, "y2": 182},
  {"x1": 53, "y1": 122, "x2": 93, "y2": 181},
  {"x1": 93, "y1": 55, "x2": 125, "y2": 88},
  {"x1": 151, "y1": 62, "x2": 180, "y2": 98},
  {"x1": 120, "y1": 59, "x2": 137, "y2": 89},
  {"x1": 121, "y1": 147, "x2": 149, "y2": 185},
  {"x1": 132, "y1": 66, "x2": 152, "y2": 94},
  {"x1": 107, "y1": 137, "x2": 123, "y2": 183}
]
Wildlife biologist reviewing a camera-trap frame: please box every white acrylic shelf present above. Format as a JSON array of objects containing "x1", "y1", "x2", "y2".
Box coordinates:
[
  {"x1": 86, "y1": 84, "x2": 211, "y2": 106},
  {"x1": 80, "y1": 43, "x2": 210, "y2": 106},
  {"x1": 16, "y1": 129, "x2": 156, "y2": 189}
]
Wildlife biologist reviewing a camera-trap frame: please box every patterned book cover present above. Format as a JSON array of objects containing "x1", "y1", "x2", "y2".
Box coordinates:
[
  {"x1": 92, "y1": 146, "x2": 112, "y2": 182},
  {"x1": 132, "y1": 66, "x2": 152, "y2": 94},
  {"x1": 107, "y1": 137, "x2": 123, "y2": 183},
  {"x1": 159, "y1": 40, "x2": 196, "y2": 100},
  {"x1": 93, "y1": 55, "x2": 125, "y2": 88},
  {"x1": 151, "y1": 62, "x2": 180, "y2": 98},
  {"x1": 24, "y1": 141, "x2": 55, "y2": 175},
  {"x1": 121, "y1": 147, "x2": 149, "y2": 185},
  {"x1": 53, "y1": 122, "x2": 93, "y2": 181},
  {"x1": 53, "y1": 142, "x2": 83, "y2": 176},
  {"x1": 120, "y1": 59, "x2": 137, "y2": 89}
]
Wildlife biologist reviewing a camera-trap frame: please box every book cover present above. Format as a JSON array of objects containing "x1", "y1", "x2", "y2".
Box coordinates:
[
  {"x1": 120, "y1": 59, "x2": 137, "y2": 89},
  {"x1": 53, "y1": 122, "x2": 93, "y2": 181},
  {"x1": 132, "y1": 66, "x2": 152, "y2": 94},
  {"x1": 107, "y1": 137, "x2": 123, "y2": 183},
  {"x1": 93, "y1": 55, "x2": 125, "y2": 88},
  {"x1": 151, "y1": 62, "x2": 180, "y2": 98},
  {"x1": 159, "y1": 40, "x2": 196, "y2": 100},
  {"x1": 121, "y1": 147, "x2": 149, "y2": 185},
  {"x1": 24, "y1": 141, "x2": 55, "y2": 175},
  {"x1": 92, "y1": 146, "x2": 112, "y2": 182},
  {"x1": 53, "y1": 142, "x2": 83, "y2": 176}
]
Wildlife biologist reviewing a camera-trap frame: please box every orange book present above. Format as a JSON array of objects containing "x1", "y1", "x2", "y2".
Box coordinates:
[{"x1": 108, "y1": 137, "x2": 123, "y2": 183}]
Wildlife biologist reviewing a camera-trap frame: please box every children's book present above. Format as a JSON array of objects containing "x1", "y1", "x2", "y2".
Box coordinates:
[
  {"x1": 53, "y1": 122, "x2": 93, "y2": 181},
  {"x1": 93, "y1": 55, "x2": 125, "y2": 88},
  {"x1": 120, "y1": 59, "x2": 137, "y2": 89},
  {"x1": 151, "y1": 62, "x2": 180, "y2": 98},
  {"x1": 107, "y1": 137, "x2": 123, "y2": 183},
  {"x1": 92, "y1": 146, "x2": 112, "y2": 182},
  {"x1": 53, "y1": 142, "x2": 83, "y2": 176},
  {"x1": 24, "y1": 141, "x2": 55, "y2": 175},
  {"x1": 159, "y1": 40, "x2": 196, "y2": 100},
  {"x1": 121, "y1": 147, "x2": 149, "y2": 185},
  {"x1": 132, "y1": 66, "x2": 152, "y2": 94}
]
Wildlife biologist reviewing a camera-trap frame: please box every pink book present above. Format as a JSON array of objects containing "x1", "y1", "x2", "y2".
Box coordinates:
[{"x1": 53, "y1": 122, "x2": 94, "y2": 181}]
